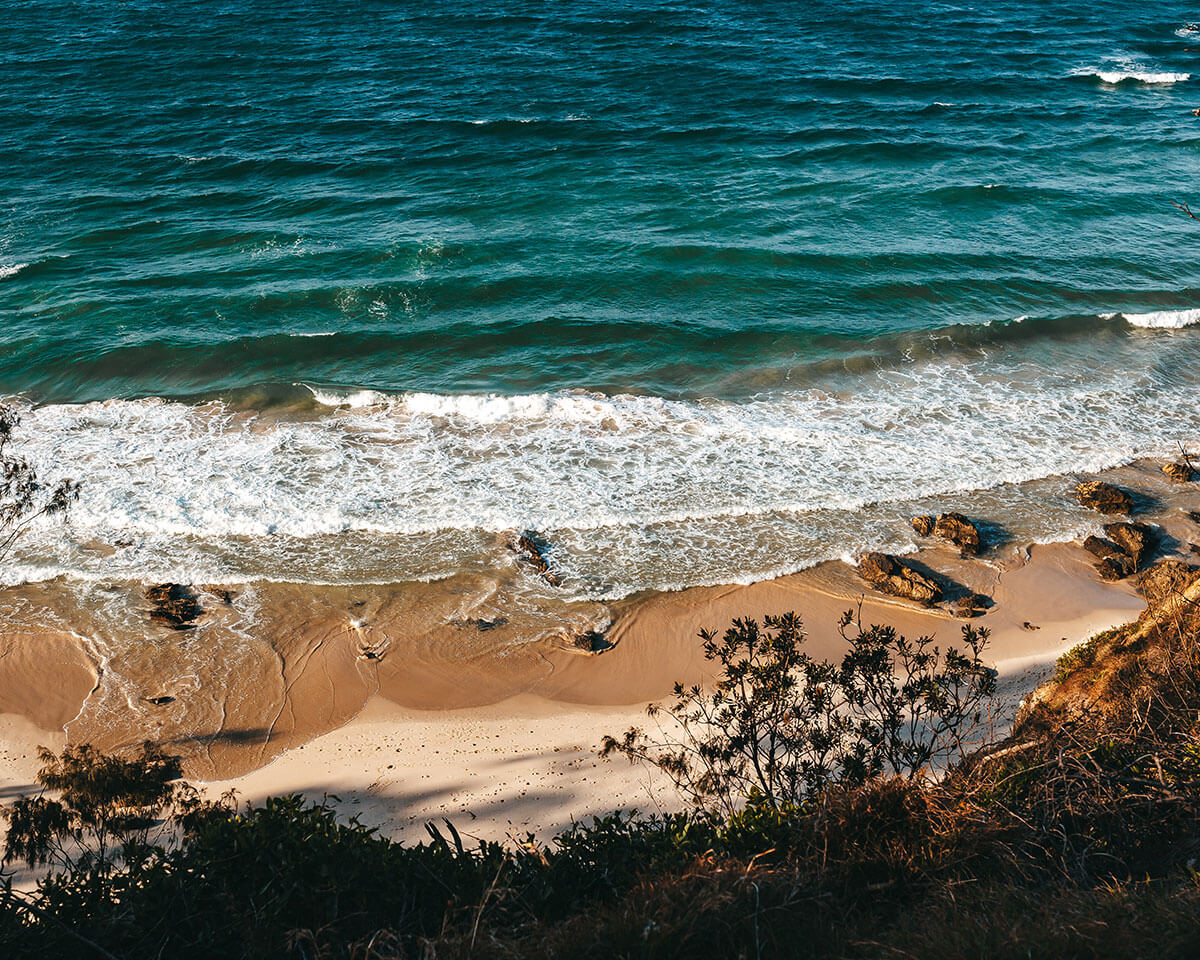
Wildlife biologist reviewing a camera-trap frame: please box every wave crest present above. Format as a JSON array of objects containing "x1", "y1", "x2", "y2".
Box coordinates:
[
  {"x1": 1108, "y1": 308, "x2": 1200, "y2": 329},
  {"x1": 1073, "y1": 66, "x2": 1190, "y2": 85}
]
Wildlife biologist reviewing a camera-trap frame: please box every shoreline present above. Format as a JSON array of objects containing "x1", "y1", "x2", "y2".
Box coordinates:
[
  {"x1": 1, "y1": 457, "x2": 1197, "y2": 840},
  {"x1": 6, "y1": 504, "x2": 1187, "y2": 839},
  {"x1": 187, "y1": 537, "x2": 1152, "y2": 841}
]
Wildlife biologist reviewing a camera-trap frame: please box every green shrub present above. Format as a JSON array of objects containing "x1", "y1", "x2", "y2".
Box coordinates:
[{"x1": 603, "y1": 610, "x2": 995, "y2": 815}]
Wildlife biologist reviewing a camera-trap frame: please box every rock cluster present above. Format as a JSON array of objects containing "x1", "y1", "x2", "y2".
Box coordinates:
[
  {"x1": 856, "y1": 552, "x2": 943, "y2": 606},
  {"x1": 910, "y1": 512, "x2": 983, "y2": 555},
  {"x1": 1074, "y1": 481, "x2": 1133, "y2": 515},
  {"x1": 954, "y1": 593, "x2": 990, "y2": 618},
  {"x1": 146, "y1": 583, "x2": 204, "y2": 629},
  {"x1": 1083, "y1": 521, "x2": 1158, "y2": 581}
]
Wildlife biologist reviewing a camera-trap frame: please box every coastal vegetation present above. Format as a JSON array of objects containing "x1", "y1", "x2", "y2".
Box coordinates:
[
  {"x1": 3, "y1": 556, "x2": 1200, "y2": 959},
  {"x1": 600, "y1": 611, "x2": 995, "y2": 811}
]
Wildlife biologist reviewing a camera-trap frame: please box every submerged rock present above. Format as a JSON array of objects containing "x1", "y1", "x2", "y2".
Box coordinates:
[
  {"x1": 1162, "y1": 462, "x2": 1195, "y2": 483},
  {"x1": 856, "y1": 552, "x2": 943, "y2": 606},
  {"x1": 910, "y1": 512, "x2": 983, "y2": 554},
  {"x1": 1074, "y1": 481, "x2": 1133, "y2": 515},
  {"x1": 953, "y1": 593, "x2": 990, "y2": 618},
  {"x1": 451, "y1": 616, "x2": 509, "y2": 632},
  {"x1": 511, "y1": 531, "x2": 561, "y2": 586},
  {"x1": 572, "y1": 630, "x2": 613, "y2": 654},
  {"x1": 146, "y1": 584, "x2": 204, "y2": 629}
]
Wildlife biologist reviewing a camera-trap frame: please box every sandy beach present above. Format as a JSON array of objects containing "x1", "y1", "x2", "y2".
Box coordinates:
[{"x1": 6, "y1": 476, "x2": 1189, "y2": 842}]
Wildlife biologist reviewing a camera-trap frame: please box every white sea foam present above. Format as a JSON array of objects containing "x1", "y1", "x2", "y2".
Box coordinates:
[
  {"x1": 301, "y1": 384, "x2": 390, "y2": 407},
  {"x1": 1094, "y1": 69, "x2": 1189, "y2": 84},
  {"x1": 1112, "y1": 308, "x2": 1200, "y2": 329},
  {"x1": 7, "y1": 331, "x2": 1200, "y2": 596},
  {"x1": 0, "y1": 262, "x2": 29, "y2": 280},
  {"x1": 1074, "y1": 61, "x2": 1190, "y2": 84}
]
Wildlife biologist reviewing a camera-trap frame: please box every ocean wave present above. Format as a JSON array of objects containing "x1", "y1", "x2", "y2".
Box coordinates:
[
  {"x1": 1105, "y1": 308, "x2": 1200, "y2": 329},
  {"x1": 1073, "y1": 66, "x2": 1190, "y2": 85},
  {"x1": 301, "y1": 384, "x2": 391, "y2": 407},
  {"x1": 0, "y1": 262, "x2": 29, "y2": 280},
  {"x1": 5, "y1": 328, "x2": 1200, "y2": 596}
]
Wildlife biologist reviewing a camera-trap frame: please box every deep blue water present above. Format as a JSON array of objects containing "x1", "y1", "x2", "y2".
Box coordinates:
[
  {"x1": 3, "y1": 0, "x2": 1199, "y2": 402},
  {"x1": 2, "y1": 1, "x2": 1200, "y2": 592}
]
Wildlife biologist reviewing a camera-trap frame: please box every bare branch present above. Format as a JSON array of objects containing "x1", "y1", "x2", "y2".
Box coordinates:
[
  {"x1": 1178, "y1": 441, "x2": 1196, "y2": 473},
  {"x1": 1171, "y1": 201, "x2": 1200, "y2": 221}
]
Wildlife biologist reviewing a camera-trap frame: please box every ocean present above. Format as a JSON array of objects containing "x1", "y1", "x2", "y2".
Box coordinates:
[{"x1": 2, "y1": 0, "x2": 1199, "y2": 605}]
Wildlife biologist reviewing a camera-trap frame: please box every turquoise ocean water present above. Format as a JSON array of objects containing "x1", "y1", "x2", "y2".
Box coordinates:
[{"x1": 2, "y1": 1, "x2": 1199, "y2": 598}]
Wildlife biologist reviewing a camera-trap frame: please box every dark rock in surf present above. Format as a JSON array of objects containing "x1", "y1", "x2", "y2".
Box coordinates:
[
  {"x1": 933, "y1": 512, "x2": 983, "y2": 555},
  {"x1": 146, "y1": 584, "x2": 203, "y2": 629},
  {"x1": 856, "y1": 552, "x2": 943, "y2": 606},
  {"x1": 511, "y1": 530, "x2": 561, "y2": 586},
  {"x1": 1074, "y1": 481, "x2": 1133, "y2": 515},
  {"x1": 1162, "y1": 462, "x2": 1195, "y2": 483},
  {"x1": 1081, "y1": 522, "x2": 1157, "y2": 582},
  {"x1": 912, "y1": 512, "x2": 983, "y2": 554},
  {"x1": 1083, "y1": 536, "x2": 1135, "y2": 581},
  {"x1": 911, "y1": 515, "x2": 935, "y2": 537}
]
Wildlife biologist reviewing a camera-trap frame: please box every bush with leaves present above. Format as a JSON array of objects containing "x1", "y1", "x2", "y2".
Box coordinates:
[
  {"x1": 603, "y1": 609, "x2": 995, "y2": 814},
  {"x1": 2, "y1": 743, "x2": 209, "y2": 877}
]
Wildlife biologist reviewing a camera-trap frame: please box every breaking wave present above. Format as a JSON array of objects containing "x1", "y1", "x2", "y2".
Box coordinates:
[
  {"x1": 1104, "y1": 308, "x2": 1200, "y2": 329},
  {"x1": 6, "y1": 320, "x2": 1200, "y2": 595}
]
